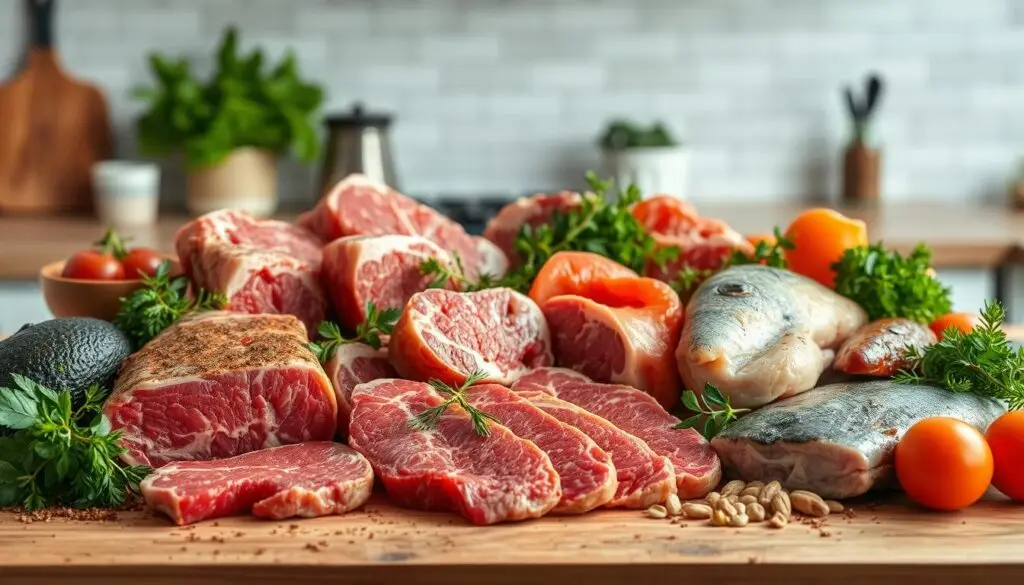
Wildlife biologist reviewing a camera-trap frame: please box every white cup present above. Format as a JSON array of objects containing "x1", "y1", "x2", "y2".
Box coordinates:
[{"x1": 92, "y1": 161, "x2": 161, "y2": 227}]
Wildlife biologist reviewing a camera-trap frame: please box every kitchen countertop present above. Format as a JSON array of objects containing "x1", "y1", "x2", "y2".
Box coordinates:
[{"x1": 0, "y1": 202, "x2": 1020, "y2": 281}]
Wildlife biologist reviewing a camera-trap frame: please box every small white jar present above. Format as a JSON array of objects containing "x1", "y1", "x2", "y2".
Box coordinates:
[{"x1": 92, "y1": 161, "x2": 161, "y2": 227}]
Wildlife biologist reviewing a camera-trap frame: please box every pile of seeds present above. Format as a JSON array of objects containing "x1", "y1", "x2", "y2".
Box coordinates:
[{"x1": 645, "y1": 480, "x2": 844, "y2": 529}]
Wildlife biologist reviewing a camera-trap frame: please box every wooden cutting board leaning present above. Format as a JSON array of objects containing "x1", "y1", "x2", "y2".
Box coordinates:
[{"x1": 0, "y1": 0, "x2": 113, "y2": 215}]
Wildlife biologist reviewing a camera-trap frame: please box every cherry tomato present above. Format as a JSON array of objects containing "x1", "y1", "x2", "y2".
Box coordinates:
[
  {"x1": 986, "y1": 411, "x2": 1024, "y2": 502},
  {"x1": 895, "y1": 417, "x2": 993, "y2": 511},
  {"x1": 121, "y1": 248, "x2": 164, "y2": 279},
  {"x1": 929, "y1": 313, "x2": 978, "y2": 340},
  {"x1": 61, "y1": 250, "x2": 126, "y2": 281},
  {"x1": 783, "y1": 208, "x2": 868, "y2": 288}
]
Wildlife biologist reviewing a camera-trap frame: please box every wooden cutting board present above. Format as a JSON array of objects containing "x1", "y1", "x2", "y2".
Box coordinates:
[{"x1": 0, "y1": 0, "x2": 113, "y2": 215}]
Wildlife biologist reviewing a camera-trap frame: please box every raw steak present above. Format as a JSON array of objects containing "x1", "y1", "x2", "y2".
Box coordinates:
[
  {"x1": 322, "y1": 234, "x2": 452, "y2": 331},
  {"x1": 515, "y1": 389, "x2": 676, "y2": 508},
  {"x1": 513, "y1": 368, "x2": 720, "y2": 498},
  {"x1": 483, "y1": 191, "x2": 581, "y2": 265},
  {"x1": 473, "y1": 236, "x2": 509, "y2": 278},
  {"x1": 389, "y1": 288, "x2": 553, "y2": 386},
  {"x1": 176, "y1": 210, "x2": 327, "y2": 333},
  {"x1": 105, "y1": 312, "x2": 337, "y2": 467},
  {"x1": 833, "y1": 318, "x2": 936, "y2": 377},
  {"x1": 541, "y1": 276, "x2": 684, "y2": 409},
  {"x1": 465, "y1": 383, "x2": 617, "y2": 513},
  {"x1": 141, "y1": 442, "x2": 373, "y2": 525},
  {"x1": 323, "y1": 342, "x2": 396, "y2": 439},
  {"x1": 348, "y1": 379, "x2": 561, "y2": 525},
  {"x1": 299, "y1": 174, "x2": 482, "y2": 273}
]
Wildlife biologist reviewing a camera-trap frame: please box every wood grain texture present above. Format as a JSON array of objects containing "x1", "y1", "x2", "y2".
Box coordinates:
[
  {"x1": 0, "y1": 45, "x2": 113, "y2": 215},
  {"x1": 2, "y1": 495, "x2": 1023, "y2": 585}
]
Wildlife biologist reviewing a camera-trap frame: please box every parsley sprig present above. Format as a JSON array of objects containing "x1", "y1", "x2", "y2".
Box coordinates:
[
  {"x1": 308, "y1": 303, "x2": 401, "y2": 362},
  {"x1": 420, "y1": 253, "x2": 514, "y2": 292},
  {"x1": 113, "y1": 260, "x2": 227, "y2": 349},
  {"x1": 729, "y1": 227, "x2": 793, "y2": 268},
  {"x1": 674, "y1": 383, "x2": 749, "y2": 440},
  {"x1": 409, "y1": 371, "x2": 499, "y2": 437},
  {"x1": 895, "y1": 300, "x2": 1024, "y2": 410},
  {"x1": 832, "y1": 243, "x2": 952, "y2": 323},
  {"x1": 0, "y1": 375, "x2": 151, "y2": 510}
]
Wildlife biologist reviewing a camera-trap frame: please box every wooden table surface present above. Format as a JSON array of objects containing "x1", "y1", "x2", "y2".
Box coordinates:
[
  {"x1": 2, "y1": 494, "x2": 1022, "y2": 585},
  {"x1": 0, "y1": 202, "x2": 1022, "y2": 280}
]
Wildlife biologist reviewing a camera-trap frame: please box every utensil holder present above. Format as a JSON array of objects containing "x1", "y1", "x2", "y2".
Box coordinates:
[{"x1": 842, "y1": 143, "x2": 881, "y2": 204}]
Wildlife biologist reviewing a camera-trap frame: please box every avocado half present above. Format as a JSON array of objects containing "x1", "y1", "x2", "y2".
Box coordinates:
[{"x1": 0, "y1": 318, "x2": 132, "y2": 412}]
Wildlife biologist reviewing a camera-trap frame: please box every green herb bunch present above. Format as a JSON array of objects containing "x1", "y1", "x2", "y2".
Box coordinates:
[
  {"x1": 134, "y1": 27, "x2": 324, "y2": 170},
  {"x1": 674, "y1": 383, "x2": 749, "y2": 440},
  {"x1": 832, "y1": 243, "x2": 952, "y2": 323},
  {"x1": 599, "y1": 119, "x2": 679, "y2": 150},
  {"x1": 896, "y1": 300, "x2": 1024, "y2": 410},
  {"x1": 0, "y1": 376, "x2": 151, "y2": 510},
  {"x1": 308, "y1": 303, "x2": 401, "y2": 363}
]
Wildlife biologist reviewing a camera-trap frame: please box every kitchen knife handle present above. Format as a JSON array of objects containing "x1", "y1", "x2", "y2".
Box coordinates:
[{"x1": 27, "y1": 0, "x2": 54, "y2": 49}]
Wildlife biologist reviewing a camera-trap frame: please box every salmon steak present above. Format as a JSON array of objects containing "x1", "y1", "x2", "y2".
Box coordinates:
[{"x1": 833, "y1": 318, "x2": 936, "y2": 377}]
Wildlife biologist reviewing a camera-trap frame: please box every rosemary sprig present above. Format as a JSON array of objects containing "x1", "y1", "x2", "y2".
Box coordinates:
[
  {"x1": 674, "y1": 383, "x2": 749, "y2": 440},
  {"x1": 308, "y1": 303, "x2": 401, "y2": 362},
  {"x1": 895, "y1": 300, "x2": 1024, "y2": 410},
  {"x1": 409, "y1": 371, "x2": 499, "y2": 437}
]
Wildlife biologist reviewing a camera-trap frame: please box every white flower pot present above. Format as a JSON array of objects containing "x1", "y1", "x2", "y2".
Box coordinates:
[{"x1": 601, "y1": 146, "x2": 689, "y2": 200}]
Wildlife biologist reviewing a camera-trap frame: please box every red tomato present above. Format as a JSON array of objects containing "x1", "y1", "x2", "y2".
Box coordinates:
[
  {"x1": 929, "y1": 313, "x2": 978, "y2": 340},
  {"x1": 895, "y1": 417, "x2": 993, "y2": 511},
  {"x1": 986, "y1": 411, "x2": 1024, "y2": 502},
  {"x1": 61, "y1": 251, "x2": 126, "y2": 281},
  {"x1": 121, "y1": 248, "x2": 164, "y2": 279}
]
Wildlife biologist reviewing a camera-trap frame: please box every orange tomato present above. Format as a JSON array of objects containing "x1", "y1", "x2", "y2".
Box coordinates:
[
  {"x1": 895, "y1": 417, "x2": 993, "y2": 511},
  {"x1": 929, "y1": 312, "x2": 978, "y2": 340},
  {"x1": 985, "y1": 411, "x2": 1024, "y2": 502},
  {"x1": 528, "y1": 251, "x2": 638, "y2": 306},
  {"x1": 782, "y1": 208, "x2": 868, "y2": 288}
]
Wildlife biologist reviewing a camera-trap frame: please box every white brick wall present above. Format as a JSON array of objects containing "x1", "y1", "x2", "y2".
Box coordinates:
[{"x1": 1, "y1": 0, "x2": 1022, "y2": 205}]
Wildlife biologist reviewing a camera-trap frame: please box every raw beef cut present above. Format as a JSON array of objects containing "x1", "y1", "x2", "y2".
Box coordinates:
[
  {"x1": 515, "y1": 389, "x2": 676, "y2": 508},
  {"x1": 348, "y1": 379, "x2": 561, "y2": 525},
  {"x1": 483, "y1": 191, "x2": 582, "y2": 265},
  {"x1": 298, "y1": 174, "x2": 482, "y2": 273},
  {"x1": 465, "y1": 383, "x2": 617, "y2": 513},
  {"x1": 323, "y1": 342, "x2": 396, "y2": 439},
  {"x1": 141, "y1": 442, "x2": 373, "y2": 525},
  {"x1": 473, "y1": 236, "x2": 509, "y2": 278},
  {"x1": 322, "y1": 234, "x2": 452, "y2": 331},
  {"x1": 105, "y1": 312, "x2": 337, "y2": 468},
  {"x1": 389, "y1": 288, "x2": 553, "y2": 386},
  {"x1": 176, "y1": 210, "x2": 327, "y2": 333},
  {"x1": 541, "y1": 276, "x2": 684, "y2": 409},
  {"x1": 512, "y1": 368, "x2": 720, "y2": 498}
]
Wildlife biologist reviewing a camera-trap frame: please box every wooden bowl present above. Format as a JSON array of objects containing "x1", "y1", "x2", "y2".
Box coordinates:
[{"x1": 39, "y1": 258, "x2": 181, "y2": 322}]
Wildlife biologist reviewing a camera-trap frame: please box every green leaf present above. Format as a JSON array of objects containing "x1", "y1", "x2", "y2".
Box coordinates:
[
  {"x1": 681, "y1": 390, "x2": 701, "y2": 412},
  {"x1": 672, "y1": 414, "x2": 702, "y2": 430},
  {"x1": 0, "y1": 384, "x2": 40, "y2": 430},
  {"x1": 703, "y1": 383, "x2": 727, "y2": 408},
  {"x1": 703, "y1": 416, "x2": 718, "y2": 440}
]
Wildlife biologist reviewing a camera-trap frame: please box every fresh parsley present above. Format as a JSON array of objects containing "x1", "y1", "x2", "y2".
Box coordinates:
[
  {"x1": 308, "y1": 303, "x2": 401, "y2": 362},
  {"x1": 670, "y1": 264, "x2": 715, "y2": 303},
  {"x1": 729, "y1": 227, "x2": 793, "y2": 268},
  {"x1": 113, "y1": 260, "x2": 227, "y2": 349},
  {"x1": 674, "y1": 383, "x2": 749, "y2": 440},
  {"x1": 832, "y1": 243, "x2": 952, "y2": 323},
  {"x1": 420, "y1": 253, "x2": 514, "y2": 292},
  {"x1": 409, "y1": 371, "x2": 499, "y2": 437},
  {"x1": 0, "y1": 375, "x2": 151, "y2": 510},
  {"x1": 895, "y1": 300, "x2": 1024, "y2": 410}
]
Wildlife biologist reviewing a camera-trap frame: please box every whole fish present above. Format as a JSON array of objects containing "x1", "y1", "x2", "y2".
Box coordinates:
[
  {"x1": 833, "y1": 318, "x2": 936, "y2": 377},
  {"x1": 676, "y1": 265, "x2": 867, "y2": 408},
  {"x1": 711, "y1": 380, "x2": 1005, "y2": 498}
]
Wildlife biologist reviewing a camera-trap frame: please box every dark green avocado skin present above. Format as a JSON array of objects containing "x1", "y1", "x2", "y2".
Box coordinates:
[{"x1": 0, "y1": 318, "x2": 132, "y2": 411}]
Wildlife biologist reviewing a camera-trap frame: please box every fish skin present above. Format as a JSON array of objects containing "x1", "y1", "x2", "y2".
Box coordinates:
[
  {"x1": 676, "y1": 265, "x2": 867, "y2": 409},
  {"x1": 833, "y1": 318, "x2": 937, "y2": 377},
  {"x1": 711, "y1": 380, "x2": 1005, "y2": 498}
]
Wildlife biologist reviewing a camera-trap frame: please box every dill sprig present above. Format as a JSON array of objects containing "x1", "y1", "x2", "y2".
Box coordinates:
[
  {"x1": 674, "y1": 383, "x2": 749, "y2": 439},
  {"x1": 895, "y1": 300, "x2": 1024, "y2": 410},
  {"x1": 409, "y1": 371, "x2": 499, "y2": 437},
  {"x1": 308, "y1": 303, "x2": 401, "y2": 362}
]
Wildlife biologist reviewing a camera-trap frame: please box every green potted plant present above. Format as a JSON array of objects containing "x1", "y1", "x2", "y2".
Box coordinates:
[
  {"x1": 598, "y1": 119, "x2": 687, "y2": 199},
  {"x1": 133, "y1": 27, "x2": 324, "y2": 216},
  {"x1": 842, "y1": 73, "x2": 884, "y2": 204}
]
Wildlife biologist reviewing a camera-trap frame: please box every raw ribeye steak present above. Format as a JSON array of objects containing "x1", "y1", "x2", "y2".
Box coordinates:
[
  {"x1": 541, "y1": 276, "x2": 684, "y2": 409},
  {"x1": 389, "y1": 288, "x2": 553, "y2": 386},
  {"x1": 322, "y1": 234, "x2": 453, "y2": 331},
  {"x1": 513, "y1": 368, "x2": 721, "y2": 498},
  {"x1": 323, "y1": 342, "x2": 396, "y2": 439},
  {"x1": 483, "y1": 191, "x2": 581, "y2": 265},
  {"x1": 515, "y1": 389, "x2": 676, "y2": 508},
  {"x1": 465, "y1": 383, "x2": 616, "y2": 513},
  {"x1": 298, "y1": 174, "x2": 482, "y2": 273},
  {"x1": 141, "y1": 442, "x2": 373, "y2": 525},
  {"x1": 105, "y1": 312, "x2": 337, "y2": 467},
  {"x1": 348, "y1": 379, "x2": 560, "y2": 525},
  {"x1": 176, "y1": 210, "x2": 327, "y2": 333}
]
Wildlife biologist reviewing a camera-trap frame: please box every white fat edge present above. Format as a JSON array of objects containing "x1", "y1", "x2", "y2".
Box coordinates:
[
  {"x1": 473, "y1": 237, "x2": 509, "y2": 277},
  {"x1": 502, "y1": 288, "x2": 553, "y2": 359},
  {"x1": 322, "y1": 173, "x2": 387, "y2": 211},
  {"x1": 410, "y1": 297, "x2": 505, "y2": 380},
  {"x1": 325, "y1": 343, "x2": 388, "y2": 380},
  {"x1": 213, "y1": 249, "x2": 318, "y2": 298}
]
